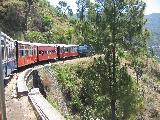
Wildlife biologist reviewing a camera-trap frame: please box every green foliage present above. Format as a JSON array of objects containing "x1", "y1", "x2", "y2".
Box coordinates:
[
  {"x1": 47, "y1": 91, "x2": 60, "y2": 110},
  {"x1": 53, "y1": 64, "x2": 83, "y2": 117},
  {"x1": 53, "y1": 59, "x2": 143, "y2": 120},
  {"x1": 81, "y1": 56, "x2": 142, "y2": 119},
  {"x1": 36, "y1": 0, "x2": 49, "y2": 7},
  {"x1": 56, "y1": 1, "x2": 73, "y2": 17},
  {"x1": 41, "y1": 15, "x2": 53, "y2": 32},
  {"x1": 26, "y1": 31, "x2": 46, "y2": 43},
  {"x1": 0, "y1": 0, "x2": 25, "y2": 36},
  {"x1": 87, "y1": 2, "x2": 96, "y2": 23},
  {"x1": 0, "y1": 0, "x2": 77, "y2": 43},
  {"x1": 76, "y1": 0, "x2": 90, "y2": 21},
  {"x1": 78, "y1": 0, "x2": 148, "y2": 119}
]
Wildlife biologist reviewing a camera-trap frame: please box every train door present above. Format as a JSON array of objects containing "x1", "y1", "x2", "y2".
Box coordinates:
[
  {"x1": 57, "y1": 46, "x2": 60, "y2": 59},
  {"x1": 4, "y1": 38, "x2": 17, "y2": 76},
  {"x1": 5, "y1": 41, "x2": 9, "y2": 76},
  {"x1": 0, "y1": 35, "x2": 6, "y2": 79},
  {"x1": 18, "y1": 44, "x2": 25, "y2": 67}
]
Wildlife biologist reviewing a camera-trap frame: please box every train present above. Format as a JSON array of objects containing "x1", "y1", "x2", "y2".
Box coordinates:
[{"x1": 0, "y1": 32, "x2": 94, "y2": 79}]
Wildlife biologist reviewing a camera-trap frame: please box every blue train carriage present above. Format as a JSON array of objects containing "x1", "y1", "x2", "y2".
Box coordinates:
[
  {"x1": 0, "y1": 32, "x2": 17, "y2": 79},
  {"x1": 77, "y1": 44, "x2": 95, "y2": 57}
]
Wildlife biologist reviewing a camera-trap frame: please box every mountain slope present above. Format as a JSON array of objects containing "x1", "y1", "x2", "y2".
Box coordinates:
[{"x1": 0, "y1": 0, "x2": 77, "y2": 44}]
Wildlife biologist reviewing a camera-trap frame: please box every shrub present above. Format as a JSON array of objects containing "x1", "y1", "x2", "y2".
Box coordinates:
[{"x1": 26, "y1": 31, "x2": 46, "y2": 43}]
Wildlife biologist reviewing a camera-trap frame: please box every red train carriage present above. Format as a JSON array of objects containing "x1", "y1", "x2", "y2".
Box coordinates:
[
  {"x1": 57, "y1": 44, "x2": 79, "y2": 59},
  {"x1": 37, "y1": 43, "x2": 57, "y2": 61},
  {"x1": 56, "y1": 44, "x2": 66, "y2": 59},
  {"x1": 16, "y1": 41, "x2": 37, "y2": 67},
  {"x1": 67, "y1": 45, "x2": 79, "y2": 57}
]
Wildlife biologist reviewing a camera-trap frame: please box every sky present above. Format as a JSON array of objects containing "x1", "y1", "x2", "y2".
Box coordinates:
[
  {"x1": 48, "y1": 0, "x2": 160, "y2": 15},
  {"x1": 143, "y1": 0, "x2": 160, "y2": 15}
]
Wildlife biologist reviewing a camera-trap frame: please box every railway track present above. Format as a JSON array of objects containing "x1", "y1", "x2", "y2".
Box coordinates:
[
  {"x1": 4, "y1": 62, "x2": 65, "y2": 119},
  {"x1": 5, "y1": 73, "x2": 37, "y2": 120}
]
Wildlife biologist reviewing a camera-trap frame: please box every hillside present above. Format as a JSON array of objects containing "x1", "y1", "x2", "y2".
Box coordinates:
[
  {"x1": 47, "y1": 55, "x2": 160, "y2": 120},
  {"x1": 0, "y1": 0, "x2": 77, "y2": 44}
]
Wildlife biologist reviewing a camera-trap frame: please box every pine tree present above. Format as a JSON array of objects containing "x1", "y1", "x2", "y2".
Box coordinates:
[
  {"x1": 24, "y1": 0, "x2": 33, "y2": 31},
  {"x1": 76, "y1": 0, "x2": 90, "y2": 21},
  {"x1": 83, "y1": 0, "x2": 147, "y2": 119},
  {"x1": 56, "y1": 1, "x2": 73, "y2": 16}
]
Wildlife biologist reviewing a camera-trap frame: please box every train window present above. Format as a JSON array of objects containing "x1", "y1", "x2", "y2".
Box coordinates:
[
  {"x1": 29, "y1": 47, "x2": 32, "y2": 55},
  {"x1": 5, "y1": 47, "x2": 8, "y2": 59},
  {"x1": 25, "y1": 50, "x2": 29, "y2": 56},
  {"x1": 12, "y1": 46, "x2": 15, "y2": 58},
  {"x1": 11, "y1": 49, "x2": 14, "y2": 58},
  {"x1": 52, "y1": 50, "x2": 55, "y2": 53},
  {"x1": 30, "y1": 48, "x2": 32, "y2": 55},
  {"x1": 34, "y1": 48, "x2": 37, "y2": 55},
  {"x1": 67, "y1": 48, "x2": 70, "y2": 52},
  {"x1": 1, "y1": 38, "x2": 6, "y2": 60},
  {"x1": 70, "y1": 47, "x2": 73, "y2": 52},
  {"x1": 62, "y1": 49, "x2": 64, "y2": 53},
  {"x1": 39, "y1": 51, "x2": 42, "y2": 54},
  {"x1": 30, "y1": 49, "x2": 32, "y2": 55},
  {"x1": 8, "y1": 47, "x2": 12, "y2": 58},
  {"x1": 1, "y1": 45, "x2": 5, "y2": 60},
  {"x1": 20, "y1": 50, "x2": 24, "y2": 56},
  {"x1": 32, "y1": 50, "x2": 34, "y2": 55},
  {"x1": 73, "y1": 47, "x2": 77, "y2": 52}
]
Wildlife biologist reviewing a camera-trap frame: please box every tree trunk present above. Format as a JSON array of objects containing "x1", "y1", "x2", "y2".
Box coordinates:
[
  {"x1": 111, "y1": 99, "x2": 116, "y2": 120},
  {"x1": 0, "y1": 0, "x2": 3, "y2": 6},
  {"x1": 80, "y1": 5, "x2": 84, "y2": 21},
  {"x1": 111, "y1": 37, "x2": 116, "y2": 120},
  {"x1": 24, "y1": 2, "x2": 32, "y2": 32},
  {"x1": 111, "y1": 1, "x2": 117, "y2": 119}
]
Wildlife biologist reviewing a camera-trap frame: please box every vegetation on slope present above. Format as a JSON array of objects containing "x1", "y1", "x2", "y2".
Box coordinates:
[
  {"x1": 51, "y1": 56, "x2": 142, "y2": 120},
  {"x1": 0, "y1": 0, "x2": 78, "y2": 44},
  {"x1": 51, "y1": 53, "x2": 160, "y2": 120}
]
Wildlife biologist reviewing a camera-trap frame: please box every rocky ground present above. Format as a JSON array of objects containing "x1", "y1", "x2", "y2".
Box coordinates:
[
  {"x1": 138, "y1": 74, "x2": 160, "y2": 120},
  {"x1": 5, "y1": 73, "x2": 37, "y2": 120}
]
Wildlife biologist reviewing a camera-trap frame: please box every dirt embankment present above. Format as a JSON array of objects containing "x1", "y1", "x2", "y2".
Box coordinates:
[{"x1": 5, "y1": 73, "x2": 37, "y2": 120}]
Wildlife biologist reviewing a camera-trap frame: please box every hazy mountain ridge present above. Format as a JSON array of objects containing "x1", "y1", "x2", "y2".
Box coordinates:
[{"x1": 145, "y1": 13, "x2": 160, "y2": 46}]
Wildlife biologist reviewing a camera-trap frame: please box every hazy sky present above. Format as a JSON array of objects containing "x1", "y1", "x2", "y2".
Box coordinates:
[
  {"x1": 143, "y1": 0, "x2": 160, "y2": 15},
  {"x1": 48, "y1": 0, "x2": 160, "y2": 15}
]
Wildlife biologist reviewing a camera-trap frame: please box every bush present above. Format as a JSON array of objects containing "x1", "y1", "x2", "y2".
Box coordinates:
[
  {"x1": 41, "y1": 15, "x2": 53, "y2": 32},
  {"x1": 26, "y1": 31, "x2": 46, "y2": 43}
]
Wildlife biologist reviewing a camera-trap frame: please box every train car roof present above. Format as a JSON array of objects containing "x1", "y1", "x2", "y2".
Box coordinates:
[
  {"x1": 0, "y1": 32, "x2": 14, "y2": 42},
  {"x1": 31, "y1": 43, "x2": 57, "y2": 47},
  {"x1": 55, "y1": 44, "x2": 79, "y2": 47},
  {"x1": 67, "y1": 44, "x2": 79, "y2": 47},
  {"x1": 17, "y1": 41, "x2": 31, "y2": 45},
  {"x1": 55, "y1": 44, "x2": 67, "y2": 47}
]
